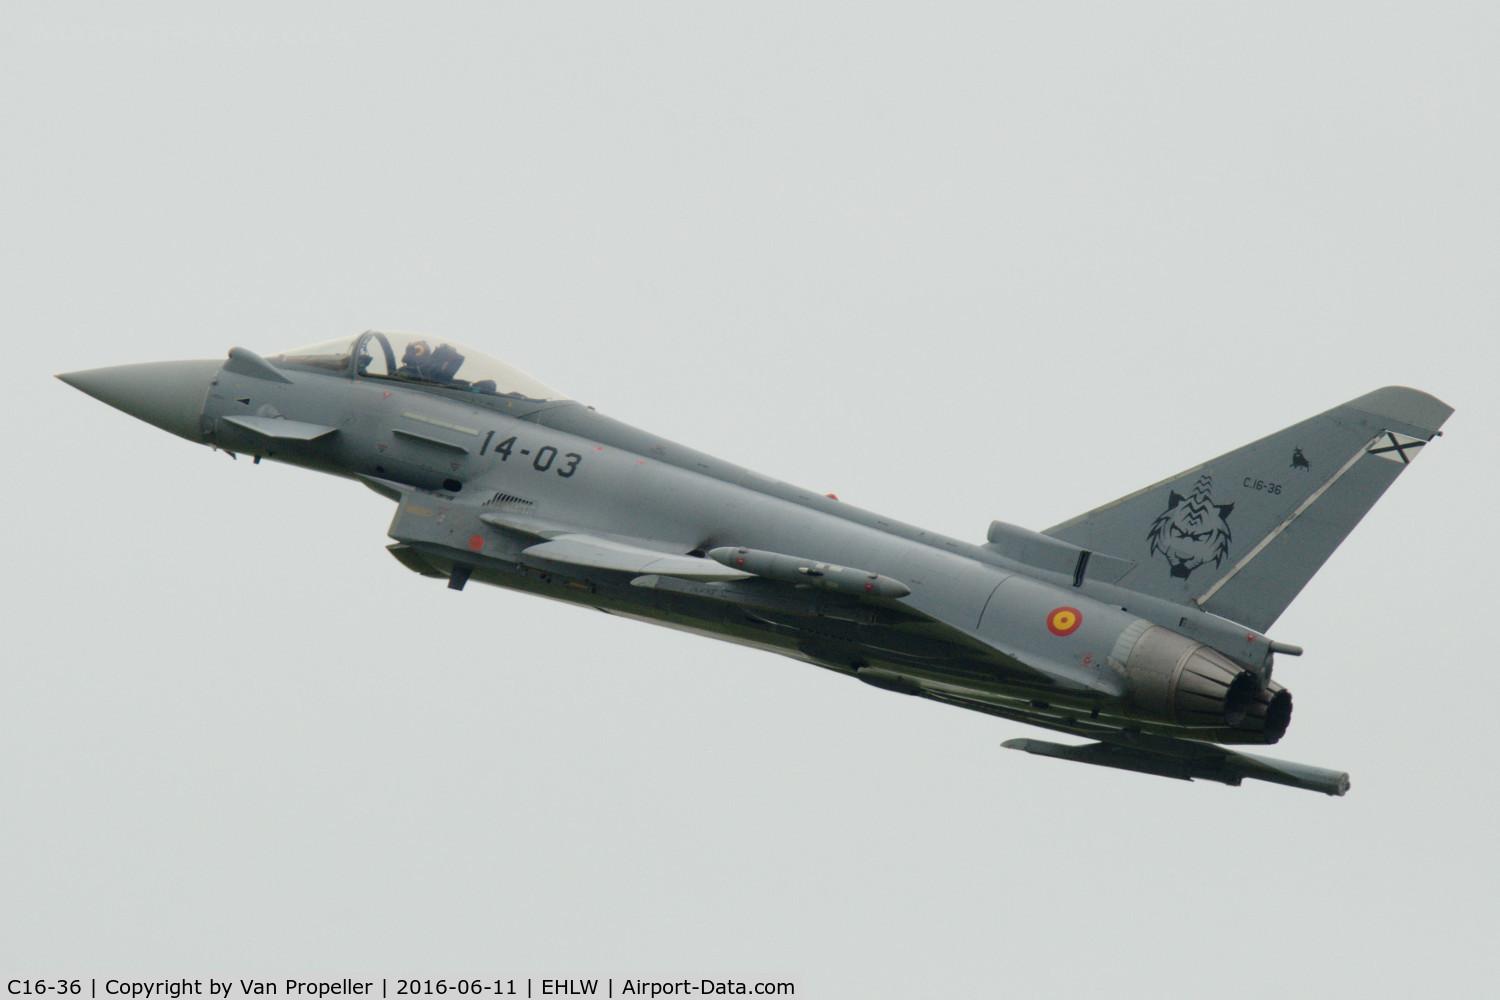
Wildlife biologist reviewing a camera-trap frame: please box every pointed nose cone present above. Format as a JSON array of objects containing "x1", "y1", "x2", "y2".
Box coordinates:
[{"x1": 58, "y1": 359, "x2": 222, "y2": 443}]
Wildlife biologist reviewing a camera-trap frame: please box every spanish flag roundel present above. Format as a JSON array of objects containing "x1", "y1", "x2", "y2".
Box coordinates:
[{"x1": 1047, "y1": 606, "x2": 1082, "y2": 636}]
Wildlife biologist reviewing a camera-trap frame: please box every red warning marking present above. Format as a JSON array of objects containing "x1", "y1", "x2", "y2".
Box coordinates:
[
  {"x1": 1047, "y1": 606, "x2": 1082, "y2": 636},
  {"x1": 826, "y1": 493, "x2": 839, "y2": 500},
  {"x1": 468, "y1": 535, "x2": 484, "y2": 551}
]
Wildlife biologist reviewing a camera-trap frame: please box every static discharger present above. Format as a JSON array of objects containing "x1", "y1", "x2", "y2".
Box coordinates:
[{"x1": 708, "y1": 546, "x2": 911, "y2": 599}]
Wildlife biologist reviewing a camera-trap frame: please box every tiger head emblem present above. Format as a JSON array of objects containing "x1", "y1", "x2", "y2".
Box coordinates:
[{"x1": 1147, "y1": 475, "x2": 1233, "y2": 580}]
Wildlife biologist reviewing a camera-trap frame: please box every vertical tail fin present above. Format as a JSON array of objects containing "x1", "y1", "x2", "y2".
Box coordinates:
[{"x1": 1044, "y1": 387, "x2": 1453, "y2": 631}]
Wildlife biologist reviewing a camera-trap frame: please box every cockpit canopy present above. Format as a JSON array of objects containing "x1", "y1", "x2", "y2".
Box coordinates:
[{"x1": 269, "y1": 331, "x2": 568, "y2": 402}]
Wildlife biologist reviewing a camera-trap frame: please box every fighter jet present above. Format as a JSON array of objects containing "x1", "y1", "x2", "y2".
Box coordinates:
[{"x1": 58, "y1": 332, "x2": 1453, "y2": 794}]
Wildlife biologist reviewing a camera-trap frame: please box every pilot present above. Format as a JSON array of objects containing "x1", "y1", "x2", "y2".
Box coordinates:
[
  {"x1": 399, "y1": 340, "x2": 429, "y2": 369},
  {"x1": 398, "y1": 340, "x2": 438, "y2": 380}
]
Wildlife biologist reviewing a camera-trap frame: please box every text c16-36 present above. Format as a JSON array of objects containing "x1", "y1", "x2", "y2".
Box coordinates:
[{"x1": 9, "y1": 985, "x2": 83, "y2": 996}]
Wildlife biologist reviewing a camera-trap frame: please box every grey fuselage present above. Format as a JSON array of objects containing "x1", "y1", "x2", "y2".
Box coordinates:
[
  {"x1": 69, "y1": 337, "x2": 1451, "y2": 794},
  {"x1": 197, "y1": 346, "x2": 1270, "y2": 744}
]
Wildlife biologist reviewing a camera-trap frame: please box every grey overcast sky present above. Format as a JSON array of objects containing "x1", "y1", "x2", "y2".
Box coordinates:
[{"x1": 4, "y1": 3, "x2": 1497, "y2": 996}]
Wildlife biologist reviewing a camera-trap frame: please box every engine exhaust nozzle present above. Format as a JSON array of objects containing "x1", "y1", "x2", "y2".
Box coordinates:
[{"x1": 1113, "y1": 621, "x2": 1262, "y2": 729}]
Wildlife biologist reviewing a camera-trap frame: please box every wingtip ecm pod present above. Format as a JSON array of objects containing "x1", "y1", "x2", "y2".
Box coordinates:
[{"x1": 1002, "y1": 737, "x2": 1350, "y2": 796}]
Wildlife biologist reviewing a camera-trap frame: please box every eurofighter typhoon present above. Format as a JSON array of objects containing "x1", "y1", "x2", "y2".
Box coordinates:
[{"x1": 59, "y1": 333, "x2": 1453, "y2": 794}]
